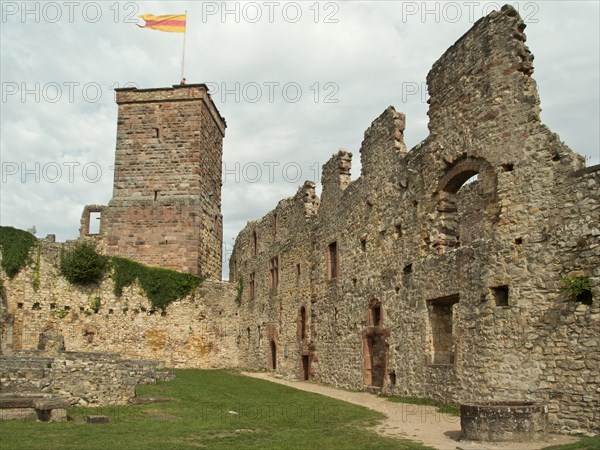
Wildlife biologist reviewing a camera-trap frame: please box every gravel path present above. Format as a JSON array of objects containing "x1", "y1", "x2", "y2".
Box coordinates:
[{"x1": 241, "y1": 372, "x2": 577, "y2": 450}]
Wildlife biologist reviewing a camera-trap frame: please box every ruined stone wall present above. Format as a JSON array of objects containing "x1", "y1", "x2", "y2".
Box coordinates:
[
  {"x1": 457, "y1": 167, "x2": 600, "y2": 433},
  {"x1": 0, "y1": 351, "x2": 168, "y2": 406},
  {"x1": 230, "y1": 6, "x2": 599, "y2": 435},
  {"x1": 230, "y1": 181, "x2": 319, "y2": 376},
  {"x1": 0, "y1": 241, "x2": 240, "y2": 369},
  {"x1": 92, "y1": 85, "x2": 226, "y2": 279}
]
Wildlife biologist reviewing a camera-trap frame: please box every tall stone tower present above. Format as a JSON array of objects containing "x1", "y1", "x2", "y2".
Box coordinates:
[{"x1": 100, "y1": 84, "x2": 226, "y2": 279}]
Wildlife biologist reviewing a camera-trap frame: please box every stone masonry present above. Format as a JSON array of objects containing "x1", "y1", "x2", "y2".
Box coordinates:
[
  {"x1": 1, "y1": 350, "x2": 169, "y2": 407},
  {"x1": 229, "y1": 6, "x2": 599, "y2": 435},
  {"x1": 0, "y1": 240, "x2": 239, "y2": 369}
]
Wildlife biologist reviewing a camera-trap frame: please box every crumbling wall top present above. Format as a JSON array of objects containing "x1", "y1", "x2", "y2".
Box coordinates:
[
  {"x1": 321, "y1": 150, "x2": 352, "y2": 209},
  {"x1": 360, "y1": 106, "x2": 406, "y2": 180},
  {"x1": 426, "y1": 5, "x2": 539, "y2": 139}
]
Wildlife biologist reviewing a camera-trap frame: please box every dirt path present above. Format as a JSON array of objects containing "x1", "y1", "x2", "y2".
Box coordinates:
[{"x1": 241, "y1": 372, "x2": 577, "y2": 450}]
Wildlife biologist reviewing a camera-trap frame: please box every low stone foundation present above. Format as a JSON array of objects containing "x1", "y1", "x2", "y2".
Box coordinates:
[
  {"x1": 0, "y1": 394, "x2": 69, "y2": 422},
  {"x1": 0, "y1": 350, "x2": 172, "y2": 407},
  {"x1": 460, "y1": 401, "x2": 548, "y2": 442}
]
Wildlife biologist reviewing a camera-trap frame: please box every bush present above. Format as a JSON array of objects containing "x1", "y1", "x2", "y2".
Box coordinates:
[
  {"x1": 89, "y1": 296, "x2": 101, "y2": 313},
  {"x1": 562, "y1": 275, "x2": 593, "y2": 305},
  {"x1": 60, "y1": 241, "x2": 109, "y2": 285},
  {"x1": 562, "y1": 276, "x2": 591, "y2": 297},
  {"x1": 0, "y1": 226, "x2": 38, "y2": 278}
]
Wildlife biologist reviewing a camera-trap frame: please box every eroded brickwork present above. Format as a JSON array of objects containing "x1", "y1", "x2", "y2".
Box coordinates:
[
  {"x1": 230, "y1": 6, "x2": 599, "y2": 434},
  {"x1": 86, "y1": 84, "x2": 226, "y2": 279}
]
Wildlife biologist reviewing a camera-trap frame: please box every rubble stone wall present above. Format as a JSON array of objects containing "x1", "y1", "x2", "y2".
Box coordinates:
[
  {"x1": 230, "y1": 6, "x2": 599, "y2": 435},
  {"x1": 0, "y1": 241, "x2": 240, "y2": 369},
  {"x1": 0, "y1": 351, "x2": 168, "y2": 406}
]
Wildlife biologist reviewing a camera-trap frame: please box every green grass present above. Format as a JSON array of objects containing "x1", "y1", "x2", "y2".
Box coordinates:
[
  {"x1": 542, "y1": 436, "x2": 600, "y2": 450},
  {"x1": 0, "y1": 369, "x2": 432, "y2": 450},
  {"x1": 382, "y1": 395, "x2": 460, "y2": 416}
]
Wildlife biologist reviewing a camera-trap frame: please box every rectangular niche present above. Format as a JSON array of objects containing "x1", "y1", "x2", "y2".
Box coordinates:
[
  {"x1": 427, "y1": 294, "x2": 459, "y2": 365},
  {"x1": 491, "y1": 285, "x2": 509, "y2": 306}
]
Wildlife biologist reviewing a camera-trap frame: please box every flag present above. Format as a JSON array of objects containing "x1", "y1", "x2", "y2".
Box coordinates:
[{"x1": 138, "y1": 14, "x2": 186, "y2": 33}]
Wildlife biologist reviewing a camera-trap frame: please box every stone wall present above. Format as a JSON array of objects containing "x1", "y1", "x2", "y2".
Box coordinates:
[
  {"x1": 0, "y1": 350, "x2": 168, "y2": 406},
  {"x1": 82, "y1": 84, "x2": 226, "y2": 279},
  {"x1": 230, "y1": 6, "x2": 599, "y2": 435},
  {"x1": 0, "y1": 241, "x2": 240, "y2": 369}
]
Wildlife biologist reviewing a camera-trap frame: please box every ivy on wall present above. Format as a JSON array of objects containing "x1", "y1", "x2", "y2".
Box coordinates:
[
  {"x1": 112, "y1": 257, "x2": 203, "y2": 312},
  {"x1": 235, "y1": 275, "x2": 244, "y2": 306},
  {"x1": 0, "y1": 226, "x2": 38, "y2": 278},
  {"x1": 32, "y1": 245, "x2": 42, "y2": 292},
  {"x1": 1, "y1": 226, "x2": 204, "y2": 312}
]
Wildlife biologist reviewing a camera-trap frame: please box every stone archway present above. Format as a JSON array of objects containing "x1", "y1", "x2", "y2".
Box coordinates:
[{"x1": 433, "y1": 156, "x2": 497, "y2": 253}]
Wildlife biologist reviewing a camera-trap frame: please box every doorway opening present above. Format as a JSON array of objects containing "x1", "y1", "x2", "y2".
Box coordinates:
[
  {"x1": 301, "y1": 354, "x2": 310, "y2": 381},
  {"x1": 364, "y1": 332, "x2": 386, "y2": 387}
]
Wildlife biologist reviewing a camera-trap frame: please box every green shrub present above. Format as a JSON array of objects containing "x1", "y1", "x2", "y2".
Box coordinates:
[
  {"x1": 60, "y1": 241, "x2": 109, "y2": 285},
  {"x1": 0, "y1": 226, "x2": 38, "y2": 278},
  {"x1": 89, "y1": 296, "x2": 101, "y2": 313},
  {"x1": 561, "y1": 275, "x2": 591, "y2": 297},
  {"x1": 112, "y1": 257, "x2": 203, "y2": 312},
  {"x1": 235, "y1": 275, "x2": 244, "y2": 306},
  {"x1": 561, "y1": 275, "x2": 593, "y2": 305}
]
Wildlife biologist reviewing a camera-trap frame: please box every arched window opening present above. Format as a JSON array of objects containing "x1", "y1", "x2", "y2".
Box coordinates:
[
  {"x1": 368, "y1": 299, "x2": 382, "y2": 327},
  {"x1": 434, "y1": 157, "x2": 496, "y2": 253},
  {"x1": 444, "y1": 170, "x2": 479, "y2": 194},
  {"x1": 458, "y1": 173, "x2": 478, "y2": 191}
]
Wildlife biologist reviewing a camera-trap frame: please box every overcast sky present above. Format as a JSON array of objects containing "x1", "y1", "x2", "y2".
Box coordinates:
[{"x1": 1, "y1": 0, "x2": 599, "y2": 278}]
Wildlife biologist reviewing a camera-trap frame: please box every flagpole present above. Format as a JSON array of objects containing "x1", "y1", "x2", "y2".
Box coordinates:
[{"x1": 181, "y1": 11, "x2": 187, "y2": 81}]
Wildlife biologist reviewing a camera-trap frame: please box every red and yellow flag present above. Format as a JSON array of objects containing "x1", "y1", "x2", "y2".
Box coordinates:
[{"x1": 138, "y1": 14, "x2": 186, "y2": 33}]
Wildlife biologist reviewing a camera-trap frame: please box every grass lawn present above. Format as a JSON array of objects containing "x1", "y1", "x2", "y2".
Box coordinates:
[
  {"x1": 542, "y1": 436, "x2": 600, "y2": 450},
  {"x1": 0, "y1": 369, "x2": 431, "y2": 450}
]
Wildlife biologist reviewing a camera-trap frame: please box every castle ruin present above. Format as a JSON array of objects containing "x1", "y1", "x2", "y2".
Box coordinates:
[
  {"x1": 229, "y1": 6, "x2": 599, "y2": 432},
  {"x1": 1, "y1": 5, "x2": 598, "y2": 436}
]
